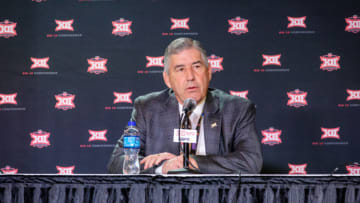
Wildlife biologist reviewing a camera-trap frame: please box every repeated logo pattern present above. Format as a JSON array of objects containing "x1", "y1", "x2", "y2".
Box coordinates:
[{"x1": 1, "y1": 7, "x2": 359, "y2": 174}]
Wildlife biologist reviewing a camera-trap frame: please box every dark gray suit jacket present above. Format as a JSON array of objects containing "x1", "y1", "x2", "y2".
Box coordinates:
[{"x1": 108, "y1": 88, "x2": 263, "y2": 174}]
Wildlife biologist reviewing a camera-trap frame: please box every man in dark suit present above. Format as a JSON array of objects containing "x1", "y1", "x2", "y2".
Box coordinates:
[{"x1": 108, "y1": 38, "x2": 262, "y2": 174}]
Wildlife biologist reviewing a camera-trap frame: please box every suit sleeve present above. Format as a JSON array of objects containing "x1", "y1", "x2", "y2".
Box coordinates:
[
  {"x1": 193, "y1": 102, "x2": 263, "y2": 174},
  {"x1": 107, "y1": 98, "x2": 148, "y2": 174}
]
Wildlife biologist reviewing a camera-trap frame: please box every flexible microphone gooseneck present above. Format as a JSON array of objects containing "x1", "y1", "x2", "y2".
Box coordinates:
[{"x1": 168, "y1": 98, "x2": 201, "y2": 174}]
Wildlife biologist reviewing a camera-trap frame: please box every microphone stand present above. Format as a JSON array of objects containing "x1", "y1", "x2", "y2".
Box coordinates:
[{"x1": 168, "y1": 110, "x2": 201, "y2": 174}]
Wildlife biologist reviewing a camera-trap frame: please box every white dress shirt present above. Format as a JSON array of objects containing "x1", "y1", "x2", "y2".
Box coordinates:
[
  {"x1": 155, "y1": 98, "x2": 206, "y2": 174},
  {"x1": 178, "y1": 98, "x2": 206, "y2": 156}
]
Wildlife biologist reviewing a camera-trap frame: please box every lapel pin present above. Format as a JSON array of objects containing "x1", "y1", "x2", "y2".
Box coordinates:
[{"x1": 211, "y1": 122, "x2": 217, "y2": 128}]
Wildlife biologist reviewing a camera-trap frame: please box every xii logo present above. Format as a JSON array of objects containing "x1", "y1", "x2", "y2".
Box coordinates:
[
  {"x1": 56, "y1": 166, "x2": 75, "y2": 175},
  {"x1": 31, "y1": 57, "x2": 50, "y2": 69},
  {"x1": 320, "y1": 53, "x2": 340, "y2": 71},
  {"x1": 321, "y1": 127, "x2": 340, "y2": 140},
  {"x1": 55, "y1": 20, "x2": 74, "y2": 31},
  {"x1": 0, "y1": 93, "x2": 17, "y2": 105},
  {"x1": 345, "y1": 15, "x2": 360, "y2": 33},
  {"x1": 88, "y1": 130, "x2": 108, "y2": 142},
  {"x1": 262, "y1": 54, "x2": 281, "y2": 66},
  {"x1": 55, "y1": 92, "x2": 75, "y2": 110},
  {"x1": 112, "y1": 18, "x2": 132, "y2": 36},
  {"x1": 170, "y1": 18, "x2": 190, "y2": 30},
  {"x1": 288, "y1": 164, "x2": 307, "y2": 174},
  {"x1": 287, "y1": 16, "x2": 307, "y2": 28},
  {"x1": 287, "y1": 89, "x2": 308, "y2": 108},
  {"x1": 146, "y1": 56, "x2": 164, "y2": 68},
  {"x1": 208, "y1": 55, "x2": 224, "y2": 73},
  {"x1": 228, "y1": 17, "x2": 248, "y2": 35},
  {"x1": 0, "y1": 20, "x2": 17, "y2": 38},
  {"x1": 30, "y1": 130, "x2": 51, "y2": 148},
  {"x1": 87, "y1": 56, "x2": 108, "y2": 74},
  {"x1": 261, "y1": 127, "x2": 282, "y2": 146},
  {"x1": 113, "y1": 92, "x2": 132, "y2": 104},
  {"x1": 346, "y1": 89, "x2": 360, "y2": 101}
]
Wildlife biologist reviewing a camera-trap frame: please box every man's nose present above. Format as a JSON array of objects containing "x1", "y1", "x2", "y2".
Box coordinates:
[{"x1": 185, "y1": 68, "x2": 195, "y2": 80}]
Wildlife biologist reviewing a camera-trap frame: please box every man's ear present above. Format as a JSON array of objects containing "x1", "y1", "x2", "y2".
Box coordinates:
[
  {"x1": 163, "y1": 71, "x2": 171, "y2": 88},
  {"x1": 208, "y1": 66, "x2": 212, "y2": 81}
]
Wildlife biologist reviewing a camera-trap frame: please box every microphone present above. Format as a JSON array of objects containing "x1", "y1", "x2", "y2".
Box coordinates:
[
  {"x1": 168, "y1": 97, "x2": 201, "y2": 174},
  {"x1": 182, "y1": 98, "x2": 197, "y2": 113}
]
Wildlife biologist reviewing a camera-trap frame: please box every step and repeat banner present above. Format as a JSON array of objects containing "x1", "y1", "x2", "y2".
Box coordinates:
[{"x1": 0, "y1": 0, "x2": 359, "y2": 175}]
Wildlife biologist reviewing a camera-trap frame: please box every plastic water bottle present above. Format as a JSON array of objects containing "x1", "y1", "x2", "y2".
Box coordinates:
[{"x1": 122, "y1": 121, "x2": 140, "y2": 174}]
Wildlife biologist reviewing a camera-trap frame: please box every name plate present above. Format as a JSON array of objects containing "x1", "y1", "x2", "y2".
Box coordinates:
[{"x1": 173, "y1": 129, "x2": 197, "y2": 143}]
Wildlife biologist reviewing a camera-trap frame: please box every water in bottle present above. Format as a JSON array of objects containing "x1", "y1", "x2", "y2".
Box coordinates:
[{"x1": 122, "y1": 121, "x2": 140, "y2": 174}]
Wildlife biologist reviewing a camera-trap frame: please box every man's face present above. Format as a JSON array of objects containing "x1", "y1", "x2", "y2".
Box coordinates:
[{"x1": 163, "y1": 47, "x2": 212, "y2": 104}]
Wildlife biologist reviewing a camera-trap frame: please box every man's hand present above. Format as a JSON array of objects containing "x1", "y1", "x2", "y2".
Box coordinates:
[
  {"x1": 162, "y1": 155, "x2": 199, "y2": 174},
  {"x1": 140, "y1": 152, "x2": 176, "y2": 170}
]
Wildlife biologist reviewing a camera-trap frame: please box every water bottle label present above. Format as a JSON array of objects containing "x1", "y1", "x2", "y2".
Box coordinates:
[{"x1": 123, "y1": 135, "x2": 140, "y2": 148}]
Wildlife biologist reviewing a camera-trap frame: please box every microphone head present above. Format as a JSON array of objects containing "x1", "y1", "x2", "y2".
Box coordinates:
[{"x1": 183, "y1": 98, "x2": 197, "y2": 112}]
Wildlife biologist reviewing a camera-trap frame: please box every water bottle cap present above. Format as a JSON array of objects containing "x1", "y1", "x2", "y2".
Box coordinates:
[{"x1": 128, "y1": 121, "x2": 136, "y2": 126}]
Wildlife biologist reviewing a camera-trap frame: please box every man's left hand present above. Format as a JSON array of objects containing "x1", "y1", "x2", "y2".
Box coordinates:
[{"x1": 162, "y1": 155, "x2": 199, "y2": 174}]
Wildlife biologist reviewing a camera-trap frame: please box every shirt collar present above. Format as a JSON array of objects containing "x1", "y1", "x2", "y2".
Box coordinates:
[{"x1": 178, "y1": 97, "x2": 206, "y2": 116}]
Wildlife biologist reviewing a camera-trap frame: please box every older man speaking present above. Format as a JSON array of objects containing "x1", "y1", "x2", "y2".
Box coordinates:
[{"x1": 108, "y1": 37, "x2": 262, "y2": 174}]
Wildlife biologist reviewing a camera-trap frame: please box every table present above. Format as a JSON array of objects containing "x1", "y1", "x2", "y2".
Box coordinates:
[{"x1": 0, "y1": 174, "x2": 359, "y2": 203}]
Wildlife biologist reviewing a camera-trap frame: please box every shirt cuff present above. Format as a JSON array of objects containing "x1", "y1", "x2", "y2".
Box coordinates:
[{"x1": 155, "y1": 163, "x2": 164, "y2": 174}]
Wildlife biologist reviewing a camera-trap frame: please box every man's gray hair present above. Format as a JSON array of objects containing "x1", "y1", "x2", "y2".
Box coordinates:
[{"x1": 163, "y1": 38, "x2": 208, "y2": 74}]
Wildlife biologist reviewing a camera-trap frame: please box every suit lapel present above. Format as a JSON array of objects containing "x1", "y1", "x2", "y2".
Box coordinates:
[
  {"x1": 203, "y1": 91, "x2": 222, "y2": 155},
  {"x1": 159, "y1": 90, "x2": 181, "y2": 155}
]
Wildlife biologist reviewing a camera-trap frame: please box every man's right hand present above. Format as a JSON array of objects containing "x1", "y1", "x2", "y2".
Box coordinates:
[{"x1": 140, "y1": 152, "x2": 177, "y2": 170}]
